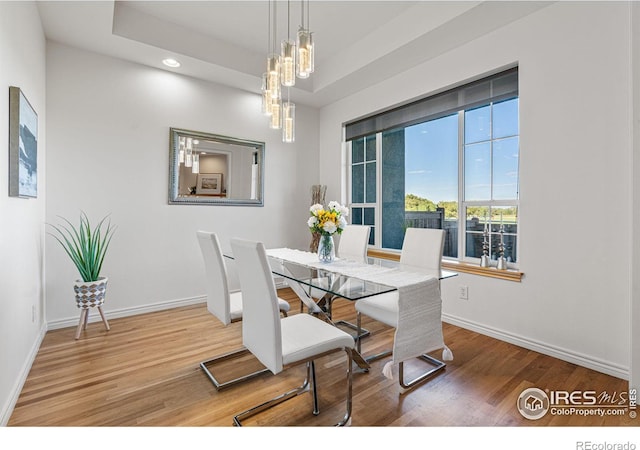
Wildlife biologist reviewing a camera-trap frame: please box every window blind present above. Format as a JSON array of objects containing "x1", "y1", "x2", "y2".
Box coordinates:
[{"x1": 345, "y1": 67, "x2": 518, "y2": 141}]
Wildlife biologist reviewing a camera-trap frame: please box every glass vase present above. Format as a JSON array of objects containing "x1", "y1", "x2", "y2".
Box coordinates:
[{"x1": 317, "y1": 234, "x2": 335, "y2": 263}]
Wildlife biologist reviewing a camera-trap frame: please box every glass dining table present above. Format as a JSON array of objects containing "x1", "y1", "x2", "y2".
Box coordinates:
[{"x1": 226, "y1": 247, "x2": 457, "y2": 370}]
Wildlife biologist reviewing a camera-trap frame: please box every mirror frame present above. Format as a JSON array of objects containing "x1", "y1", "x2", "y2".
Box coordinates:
[{"x1": 168, "y1": 128, "x2": 265, "y2": 206}]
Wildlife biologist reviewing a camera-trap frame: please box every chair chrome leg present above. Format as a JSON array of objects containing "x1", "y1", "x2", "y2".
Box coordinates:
[
  {"x1": 336, "y1": 348, "x2": 353, "y2": 427},
  {"x1": 233, "y1": 348, "x2": 354, "y2": 427},
  {"x1": 200, "y1": 347, "x2": 270, "y2": 390},
  {"x1": 233, "y1": 361, "x2": 313, "y2": 426},
  {"x1": 398, "y1": 354, "x2": 446, "y2": 391},
  {"x1": 310, "y1": 361, "x2": 319, "y2": 415}
]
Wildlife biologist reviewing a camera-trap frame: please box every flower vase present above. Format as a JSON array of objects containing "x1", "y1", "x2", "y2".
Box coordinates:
[{"x1": 317, "y1": 234, "x2": 335, "y2": 263}]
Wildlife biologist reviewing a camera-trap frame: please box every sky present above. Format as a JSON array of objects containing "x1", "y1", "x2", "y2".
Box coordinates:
[{"x1": 404, "y1": 98, "x2": 519, "y2": 204}]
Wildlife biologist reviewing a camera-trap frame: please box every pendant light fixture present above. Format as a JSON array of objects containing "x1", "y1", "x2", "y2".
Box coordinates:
[
  {"x1": 270, "y1": 97, "x2": 282, "y2": 129},
  {"x1": 281, "y1": 0, "x2": 295, "y2": 142},
  {"x1": 261, "y1": 4, "x2": 272, "y2": 116},
  {"x1": 268, "y1": 0, "x2": 282, "y2": 130},
  {"x1": 280, "y1": 0, "x2": 296, "y2": 87},
  {"x1": 266, "y1": 0, "x2": 280, "y2": 100},
  {"x1": 297, "y1": 0, "x2": 314, "y2": 79},
  {"x1": 282, "y1": 99, "x2": 295, "y2": 143},
  {"x1": 261, "y1": 72, "x2": 272, "y2": 116},
  {"x1": 261, "y1": 0, "x2": 313, "y2": 141}
]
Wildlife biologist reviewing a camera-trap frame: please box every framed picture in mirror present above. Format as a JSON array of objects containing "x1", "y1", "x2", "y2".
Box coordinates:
[{"x1": 196, "y1": 173, "x2": 223, "y2": 195}]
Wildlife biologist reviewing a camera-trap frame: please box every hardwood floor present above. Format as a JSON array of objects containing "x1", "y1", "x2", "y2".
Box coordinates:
[{"x1": 8, "y1": 288, "x2": 635, "y2": 428}]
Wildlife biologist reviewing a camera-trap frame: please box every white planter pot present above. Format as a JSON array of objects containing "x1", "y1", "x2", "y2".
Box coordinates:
[
  {"x1": 73, "y1": 276, "x2": 110, "y2": 339},
  {"x1": 74, "y1": 276, "x2": 108, "y2": 309}
]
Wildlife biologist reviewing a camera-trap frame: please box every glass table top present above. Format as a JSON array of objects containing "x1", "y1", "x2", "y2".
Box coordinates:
[{"x1": 225, "y1": 249, "x2": 457, "y2": 302}]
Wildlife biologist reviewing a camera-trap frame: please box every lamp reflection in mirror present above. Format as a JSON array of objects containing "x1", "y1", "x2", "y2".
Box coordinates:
[
  {"x1": 178, "y1": 136, "x2": 185, "y2": 163},
  {"x1": 192, "y1": 152, "x2": 200, "y2": 174},
  {"x1": 185, "y1": 137, "x2": 193, "y2": 167}
]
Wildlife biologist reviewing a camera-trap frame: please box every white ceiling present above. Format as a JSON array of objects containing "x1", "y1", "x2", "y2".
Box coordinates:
[{"x1": 36, "y1": 1, "x2": 551, "y2": 108}]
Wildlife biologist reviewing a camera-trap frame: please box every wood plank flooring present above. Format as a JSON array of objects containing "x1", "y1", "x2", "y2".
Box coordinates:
[{"x1": 7, "y1": 288, "x2": 636, "y2": 427}]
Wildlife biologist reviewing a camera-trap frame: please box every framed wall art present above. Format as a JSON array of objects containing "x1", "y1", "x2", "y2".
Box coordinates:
[
  {"x1": 196, "y1": 173, "x2": 223, "y2": 195},
  {"x1": 9, "y1": 86, "x2": 38, "y2": 198}
]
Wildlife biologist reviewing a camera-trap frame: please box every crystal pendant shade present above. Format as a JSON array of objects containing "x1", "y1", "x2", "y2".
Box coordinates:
[
  {"x1": 282, "y1": 101, "x2": 295, "y2": 143},
  {"x1": 267, "y1": 55, "x2": 281, "y2": 100},
  {"x1": 270, "y1": 98, "x2": 282, "y2": 129},
  {"x1": 261, "y1": 73, "x2": 272, "y2": 115},
  {"x1": 280, "y1": 40, "x2": 296, "y2": 87},
  {"x1": 296, "y1": 29, "x2": 314, "y2": 78}
]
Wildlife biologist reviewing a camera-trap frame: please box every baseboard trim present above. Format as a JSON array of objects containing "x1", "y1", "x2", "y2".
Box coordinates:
[
  {"x1": 1, "y1": 322, "x2": 47, "y2": 426},
  {"x1": 47, "y1": 295, "x2": 207, "y2": 330},
  {"x1": 443, "y1": 313, "x2": 629, "y2": 380}
]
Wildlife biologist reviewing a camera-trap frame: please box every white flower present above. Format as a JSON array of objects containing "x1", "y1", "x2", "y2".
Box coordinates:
[
  {"x1": 338, "y1": 216, "x2": 348, "y2": 230},
  {"x1": 310, "y1": 203, "x2": 324, "y2": 215},
  {"x1": 307, "y1": 216, "x2": 318, "y2": 227},
  {"x1": 328, "y1": 200, "x2": 340, "y2": 211},
  {"x1": 339, "y1": 205, "x2": 349, "y2": 217},
  {"x1": 323, "y1": 220, "x2": 338, "y2": 234}
]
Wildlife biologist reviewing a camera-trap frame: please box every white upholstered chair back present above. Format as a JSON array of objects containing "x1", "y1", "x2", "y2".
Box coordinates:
[
  {"x1": 230, "y1": 238, "x2": 284, "y2": 375},
  {"x1": 197, "y1": 231, "x2": 232, "y2": 326},
  {"x1": 338, "y1": 225, "x2": 371, "y2": 262},
  {"x1": 399, "y1": 228, "x2": 445, "y2": 271}
]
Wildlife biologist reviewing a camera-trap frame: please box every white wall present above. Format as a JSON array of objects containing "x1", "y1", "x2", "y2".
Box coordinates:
[
  {"x1": 320, "y1": 2, "x2": 632, "y2": 378},
  {"x1": 45, "y1": 43, "x2": 319, "y2": 327},
  {"x1": 0, "y1": 2, "x2": 47, "y2": 425}
]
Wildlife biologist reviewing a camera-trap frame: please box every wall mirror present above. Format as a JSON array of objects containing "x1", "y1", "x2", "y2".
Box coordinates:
[{"x1": 168, "y1": 128, "x2": 264, "y2": 206}]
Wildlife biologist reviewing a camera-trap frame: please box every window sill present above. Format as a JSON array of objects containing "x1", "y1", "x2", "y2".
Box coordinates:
[{"x1": 367, "y1": 249, "x2": 524, "y2": 282}]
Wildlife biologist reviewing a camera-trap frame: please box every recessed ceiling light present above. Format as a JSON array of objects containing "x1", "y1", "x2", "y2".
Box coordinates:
[{"x1": 162, "y1": 58, "x2": 181, "y2": 68}]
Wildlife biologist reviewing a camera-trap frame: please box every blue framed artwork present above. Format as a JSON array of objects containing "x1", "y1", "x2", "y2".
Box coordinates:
[{"x1": 9, "y1": 86, "x2": 38, "y2": 198}]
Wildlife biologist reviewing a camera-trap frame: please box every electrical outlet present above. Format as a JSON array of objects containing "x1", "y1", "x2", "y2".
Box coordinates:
[
  {"x1": 459, "y1": 285, "x2": 469, "y2": 300},
  {"x1": 32, "y1": 305, "x2": 36, "y2": 323}
]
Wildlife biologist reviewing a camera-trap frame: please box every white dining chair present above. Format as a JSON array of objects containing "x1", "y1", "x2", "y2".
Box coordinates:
[
  {"x1": 354, "y1": 227, "x2": 450, "y2": 390},
  {"x1": 196, "y1": 231, "x2": 291, "y2": 390},
  {"x1": 337, "y1": 224, "x2": 371, "y2": 262},
  {"x1": 230, "y1": 238, "x2": 355, "y2": 426}
]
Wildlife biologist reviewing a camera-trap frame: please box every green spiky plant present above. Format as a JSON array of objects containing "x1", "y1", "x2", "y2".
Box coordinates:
[{"x1": 48, "y1": 212, "x2": 116, "y2": 282}]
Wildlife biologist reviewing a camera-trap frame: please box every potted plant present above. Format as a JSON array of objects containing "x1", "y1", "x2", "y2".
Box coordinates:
[{"x1": 48, "y1": 212, "x2": 116, "y2": 338}]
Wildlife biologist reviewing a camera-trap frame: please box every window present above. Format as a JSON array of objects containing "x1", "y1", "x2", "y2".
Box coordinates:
[
  {"x1": 346, "y1": 68, "x2": 519, "y2": 268},
  {"x1": 350, "y1": 135, "x2": 377, "y2": 245}
]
